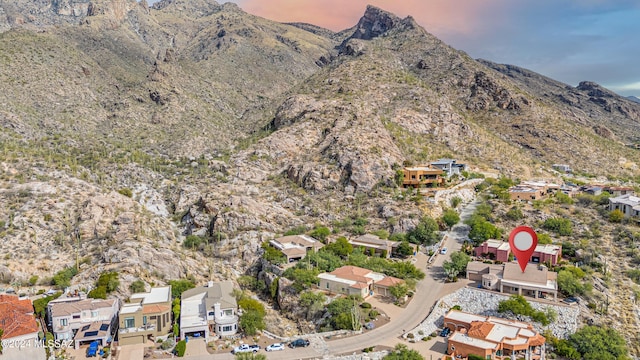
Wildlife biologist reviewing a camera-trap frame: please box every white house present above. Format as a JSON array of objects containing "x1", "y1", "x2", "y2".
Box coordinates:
[
  {"x1": 608, "y1": 194, "x2": 640, "y2": 218},
  {"x1": 179, "y1": 281, "x2": 238, "y2": 339},
  {"x1": 47, "y1": 295, "x2": 119, "y2": 348}
]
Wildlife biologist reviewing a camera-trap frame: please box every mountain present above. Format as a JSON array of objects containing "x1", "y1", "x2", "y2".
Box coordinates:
[
  {"x1": 1, "y1": 1, "x2": 640, "y2": 341},
  {"x1": 627, "y1": 95, "x2": 640, "y2": 104}
]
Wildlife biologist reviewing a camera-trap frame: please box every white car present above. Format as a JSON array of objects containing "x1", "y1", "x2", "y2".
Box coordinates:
[
  {"x1": 231, "y1": 344, "x2": 260, "y2": 354},
  {"x1": 440, "y1": 247, "x2": 448, "y2": 255},
  {"x1": 266, "y1": 343, "x2": 285, "y2": 352}
]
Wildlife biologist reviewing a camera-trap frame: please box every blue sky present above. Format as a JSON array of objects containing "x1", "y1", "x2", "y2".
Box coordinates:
[{"x1": 147, "y1": 0, "x2": 640, "y2": 97}]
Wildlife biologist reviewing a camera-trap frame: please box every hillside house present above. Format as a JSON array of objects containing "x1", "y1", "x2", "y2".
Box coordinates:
[
  {"x1": 430, "y1": 159, "x2": 467, "y2": 177},
  {"x1": 180, "y1": 281, "x2": 238, "y2": 339},
  {"x1": 608, "y1": 194, "x2": 640, "y2": 218},
  {"x1": 0, "y1": 294, "x2": 44, "y2": 360},
  {"x1": 47, "y1": 296, "x2": 119, "y2": 348},
  {"x1": 466, "y1": 262, "x2": 558, "y2": 301},
  {"x1": 444, "y1": 310, "x2": 545, "y2": 360},
  {"x1": 474, "y1": 240, "x2": 562, "y2": 266},
  {"x1": 348, "y1": 234, "x2": 399, "y2": 258},
  {"x1": 118, "y1": 286, "x2": 172, "y2": 345},
  {"x1": 552, "y1": 164, "x2": 571, "y2": 173},
  {"x1": 604, "y1": 186, "x2": 635, "y2": 197},
  {"x1": 402, "y1": 166, "x2": 444, "y2": 188},
  {"x1": 269, "y1": 235, "x2": 324, "y2": 262},
  {"x1": 317, "y1": 265, "x2": 404, "y2": 298}
]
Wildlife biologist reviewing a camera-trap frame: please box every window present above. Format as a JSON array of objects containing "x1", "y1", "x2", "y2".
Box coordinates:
[
  {"x1": 60, "y1": 318, "x2": 68, "y2": 326},
  {"x1": 124, "y1": 317, "x2": 135, "y2": 329},
  {"x1": 72, "y1": 314, "x2": 80, "y2": 319},
  {"x1": 326, "y1": 283, "x2": 329, "y2": 289},
  {"x1": 91, "y1": 310, "x2": 98, "y2": 318},
  {"x1": 143, "y1": 316, "x2": 147, "y2": 325},
  {"x1": 222, "y1": 325, "x2": 233, "y2": 332},
  {"x1": 223, "y1": 309, "x2": 233, "y2": 316}
]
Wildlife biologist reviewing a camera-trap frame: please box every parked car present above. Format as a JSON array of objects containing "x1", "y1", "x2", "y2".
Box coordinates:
[
  {"x1": 266, "y1": 343, "x2": 285, "y2": 352},
  {"x1": 440, "y1": 328, "x2": 451, "y2": 337},
  {"x1": 232, "y1": 344, "x2": 261, "y2": 354},
  {"x1": 563, "y1": 296, "x2": 579, "y2": 305},
  {"x1": 440, "y1": 247, "x2": 448, "y2": 255},
  {"x1": 288, "y1": 339, "x2": 310, "y2": 348}
]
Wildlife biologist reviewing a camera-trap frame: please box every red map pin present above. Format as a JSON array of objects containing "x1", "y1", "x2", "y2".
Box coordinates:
[{"x1": 508, "y1": 226, "x2": 538, "y2": 273}]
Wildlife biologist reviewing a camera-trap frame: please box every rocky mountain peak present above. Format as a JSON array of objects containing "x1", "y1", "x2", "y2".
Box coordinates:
[
  {"x1": 350, "y1": 5, "x2": 402, "y2": 40},
  {"x1": 576, "y1": 80, "x2": 615, "y2": 98}
]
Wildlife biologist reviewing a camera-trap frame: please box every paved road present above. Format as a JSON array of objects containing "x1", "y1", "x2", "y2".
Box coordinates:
[{"x1": 194, "y1": 200, "x2": 479, "y2": 360}]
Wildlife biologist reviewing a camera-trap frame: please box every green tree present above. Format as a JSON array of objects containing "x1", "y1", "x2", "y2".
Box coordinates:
[
  {"x1": 261, "y1": 242, "x2": 286, "y2": 264},
  {"x1": 395, "y1": 241, "x2": 414, "y2": 258},
  {"x1": 183, "y1": 234, "x2": 204, "y2": 249},
  {"x1": 300, "y1": 291, "x2": 326, "y2": 320},
  {"x1": 129, "y1": 279, "x2": 146, "y2": 293},
  {"x1": 282, "y1": 268, "x2": 319, "y2": 291},
  {"x1": 441, "y1": 208, "x2": 460, "y2": 230},
  {"x1": 557, "y1": 270, "x2": 585, "y2": 296},
  {"x1": 28, "y1": 275, "x2": 39, "y2": 286},
  {"x1": 371, "y1": 229, "x2": 390, "y2": 239},
  {"x1": 322, "y1": 237, "x2": 353, "y2": 258},
  {"x1": 609, "y1": 209, "x2": 624, "y2": 223},
  {"x1": 309, "y1": 225, "x2": 331, "y2": 242},
  {"x1": 117, "y1": 187, "x2": 133, "y2": 198},
  {"x1": 450, "y1": 196, "x2": 462, "y2": 208},
  {"x1": 172, "y1": 298, "x2": 181, "y2": 321},
  {"x1": 468, "y1": 219, "x2": 501, "y2": 245},
  {"x1": 542, "y1": 217, "x2": 573, "y2": 236},
  {"x1": 174, "y1": 340, "x2": 186, "y2": 357},
  {"x1": 389, "y1": 283, "x2": 409, "y2": 302},
  {"x1": 88, "y1": 286, "x2": 107, "y2": 299},
  {"x1": 407, "y1": 217, "x2": 441, "y2": 245},
  {"x1": 568, "y1": 326, "x2": 629, "y2": 360},
  {"x1": 52, "y1": 267, "x2": 78, "y2": 289},
  {"x1": 239, "y1": 310, "x2": 266, "y2": 335},
  {"x1": 383, "y1": 344, "x2": 424, "y2": 360},
  {"x1": 505, "y1": 206, "x2": 524, "y2": 221},
  {"x1": 33, "y1": 292, "x2": 62, "y2": 318},
  {"x1": 537, "y1": 233, "x2": 553, "y2": 245},
  {"x1": 96, "y1": 271, "x2": 120, "y2": 293},
  {"x1": 168, "y1": 279, "x2": 196, "y2": 298},
  {"x1": 394, "y1": 169, "x2": 405, "y2": 187},
  {"x1": 0, "y1": 328, "x2": 3, "y2": 354}
]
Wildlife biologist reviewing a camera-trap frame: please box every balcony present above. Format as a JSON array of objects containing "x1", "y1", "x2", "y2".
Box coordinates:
[{"x1": 119, "y1": 323, "x2": 156, "y2": 334}]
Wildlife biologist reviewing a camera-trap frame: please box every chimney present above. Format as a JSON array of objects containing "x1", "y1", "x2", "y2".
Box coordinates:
[{"x1": 214, "y1": 302, "x2": 222, "y2": 318}]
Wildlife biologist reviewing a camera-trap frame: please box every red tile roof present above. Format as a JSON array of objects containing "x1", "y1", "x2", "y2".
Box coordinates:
[
  {"x1": 0, "y1": 295, "x2": 39, "y2": 339},
  {"x1": 468, "y1": 321, "x2": 494, "y2": 338},
  {"x1": 143, "y1": 304, "x2": 171, "y2": 315},
  {"x1": 375, "y1": 276, "x2": 404, "y2": 288}
]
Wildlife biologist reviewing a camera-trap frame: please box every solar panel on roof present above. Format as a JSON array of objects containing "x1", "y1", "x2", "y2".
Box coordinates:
[
  {"x1": 99, "y1": 324, "x2": 109, "y2": 331},
  {"x1": 81, "y1": 325, "x2": 90, "y2": 331},
  {"x1": 84, "y1": 331, "x2": 99, "y2": 337}
]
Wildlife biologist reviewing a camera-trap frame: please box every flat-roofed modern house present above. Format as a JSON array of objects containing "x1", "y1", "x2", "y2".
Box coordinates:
[
  {"x1": 508, "y1": 186, "x2": 544, "y2": 201},
  {"x1": 444, "y1": 310, "x2": 546, "y2": 360},
  {"x1": 348, "y1": 234, "x2": 400, "y2": 258},
  {"x1": 179, "y1": 281, "x2": 238, "y2": 339},
  {"x1": 474, "y1": 240, "x2": 562, "y2": 266},
  {"x1": 430, "y1": 159, "x2": 467, "y2": 177},
  {"x1": 0, "y1": 294, "x2": 45, "y2": 360},
  {"x1": 118, "y1": 286, "x2": 172, "y2": 345},
  {"x1": 402, "y1": 166, "x2": 444, "y2": 188},
  {"x1": 466, "y1": 262, "x2": 557, "y2": 301},
  {"x1": 317, "y1": 266, "x2": 404, "y2": 298},
  {"x1": 608, "y1": 194, "x2": 640, "y2": 218},
  {"x1": 269, "y1": 235, "x2": 324, "y2": 262},
  {"x1": 47, "y1": 296, "x2": 119, "y2": 348}
]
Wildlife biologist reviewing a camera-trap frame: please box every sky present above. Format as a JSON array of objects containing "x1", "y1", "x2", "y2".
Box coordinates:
[{"x1": 148, "y1": 0, "x2": 640, "y2": 97}]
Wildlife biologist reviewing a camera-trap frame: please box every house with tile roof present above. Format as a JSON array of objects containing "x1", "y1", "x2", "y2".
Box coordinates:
[
  {"x1": 348, "y1": 234, "x2": 400, "y2": 258},
  {"x1": 317, "y1": 266, "x2": 404, "y2": 298},
  {"x1": 46, "y1": 295, "x2": 119, "y2": 348},
  {"x1": 444, "y1": 310, "x2": 545, "y2": 360},
  {"x1": 269, "y1": 235, "x2": 324, "y2": 263},
  {"x1": 0, "y1": 294, "x2": 44, "y2": 359},
  {"x1": 118, "y1": 286, "x2": 172, "y2": 345},
  {"x1": 402, "y1": 165, "x2": 444, "y2": 188},
  {"x1": 179, "y1": 281, "x2": 238, "y2": 339}
]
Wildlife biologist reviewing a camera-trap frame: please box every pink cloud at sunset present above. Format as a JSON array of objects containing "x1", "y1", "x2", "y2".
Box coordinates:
[{"x1": 233, "y1": 0, "x2": 512, "y2": 36}]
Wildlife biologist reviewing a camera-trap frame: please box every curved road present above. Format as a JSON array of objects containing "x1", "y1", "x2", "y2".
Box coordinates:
[{"x1": 192, "y1": 201, "x2": 478, "y2": 360}]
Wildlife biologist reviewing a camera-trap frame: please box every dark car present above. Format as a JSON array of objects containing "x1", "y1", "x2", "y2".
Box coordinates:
[
  {"x1": 440, "y1": 328, "x2": 451, "y2": 337},
  {"x1": 288, "y1": 339, "x2": 310, "y2": 348}
]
